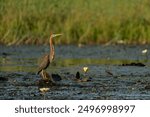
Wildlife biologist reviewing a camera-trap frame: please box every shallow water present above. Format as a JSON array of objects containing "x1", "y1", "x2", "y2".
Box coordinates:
[{"x1": 0, "y1": 45, "x2": 150, "y2": 99}]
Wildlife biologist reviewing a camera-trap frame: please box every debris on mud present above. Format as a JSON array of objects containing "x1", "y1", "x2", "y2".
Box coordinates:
[
  {"x1": 105, "y1": 70, "x2": 114, "y2": 76},
  {"x1": 145, "y1": 84, "x2": 150, "y2": 90},
  {"x1": 121, "y1": 62, "x2": 145, "y2": 67},
  {"x1": 0, "y1": 76, "x2": 8, "y2": 81}
]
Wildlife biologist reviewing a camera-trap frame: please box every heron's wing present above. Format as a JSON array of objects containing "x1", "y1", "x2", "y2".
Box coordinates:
[
  {"x1": 37, "y1": 54, "x2": 49, "y2": 74},
  {"x1": 38, "y1": 54, "x2": 47, "y2": 65}
]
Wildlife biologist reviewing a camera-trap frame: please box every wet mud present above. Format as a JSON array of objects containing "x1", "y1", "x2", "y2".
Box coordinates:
[{"x1": 0, "y1": 45, "x2": 150, "y2": 100}]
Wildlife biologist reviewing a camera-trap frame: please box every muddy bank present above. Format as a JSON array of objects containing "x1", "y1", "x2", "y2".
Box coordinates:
[{"x1": 0, "y1": 45, "x2": 150, "y2": 99}]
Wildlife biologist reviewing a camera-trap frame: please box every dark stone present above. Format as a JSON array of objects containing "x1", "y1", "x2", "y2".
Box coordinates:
[
  {"x1": 51, "y1": 74, "x2": 62, "y2": 81},
  {"x1": 145, "y1": 85, "x2": 150, "y2": 90}
]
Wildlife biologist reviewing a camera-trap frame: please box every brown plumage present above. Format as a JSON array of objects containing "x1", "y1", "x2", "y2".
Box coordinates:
[
  {"x1": 37, "y1": 54, "x2": 50, "y2": 74},
  {"x1": 37, "y1": 33, "x2": 62, "y2": 75}
]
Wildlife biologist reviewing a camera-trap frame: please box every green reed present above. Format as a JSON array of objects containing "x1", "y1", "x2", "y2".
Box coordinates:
[{"x1": 0, "y1": 0, "x2": 150, "y2": 45}]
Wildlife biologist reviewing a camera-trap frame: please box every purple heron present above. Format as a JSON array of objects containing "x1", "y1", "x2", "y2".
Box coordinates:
[{"x1": 37, "y1": 33, "x2": 62, "y2": 75}]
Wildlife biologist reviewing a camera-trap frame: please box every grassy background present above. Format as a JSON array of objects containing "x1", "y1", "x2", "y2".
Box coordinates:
[{"x1": 0, "y1": 0, "x2": 150, "y2": 45}]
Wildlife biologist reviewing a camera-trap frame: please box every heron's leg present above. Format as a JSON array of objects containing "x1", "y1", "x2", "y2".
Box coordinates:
[
  {"x1": 42, "y1": 70, "x2": 44, "y2": 79},
  {"x1": 42, "y1": 70, "x2": 47, "y2": 79}
]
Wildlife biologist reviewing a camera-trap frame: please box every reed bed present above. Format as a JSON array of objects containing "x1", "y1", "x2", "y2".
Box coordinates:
[{"x1": 0, "y1": 0, "x2": 150, "y2": 45}]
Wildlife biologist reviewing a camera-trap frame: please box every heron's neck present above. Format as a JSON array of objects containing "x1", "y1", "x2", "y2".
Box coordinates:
[{"x1": 49, "y1": 36, "x2": 54, "y2": 62}]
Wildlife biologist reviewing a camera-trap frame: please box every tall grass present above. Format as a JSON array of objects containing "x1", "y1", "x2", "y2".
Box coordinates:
[{"x1": 0, "y1": 0, "x2": 150, "y2": 45}]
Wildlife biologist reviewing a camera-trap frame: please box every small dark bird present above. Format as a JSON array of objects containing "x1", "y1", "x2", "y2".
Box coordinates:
[
  {"x1": 37, "y1": 33, "x2": 62, "y2": 76},
  {"x1": 75, "y1": 71, "x2": 82, "y2": 82},
  {"x1": 75, "y1": 71, "x2": 92, "y2": 82},
  {"x1": 76, "y1": 71, "x2": 81, "y2": 79}
]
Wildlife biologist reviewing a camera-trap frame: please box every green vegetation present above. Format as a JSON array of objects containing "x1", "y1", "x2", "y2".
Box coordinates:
[{"x1": 0, "y1": 0, "x2": 150, "y2": 45}]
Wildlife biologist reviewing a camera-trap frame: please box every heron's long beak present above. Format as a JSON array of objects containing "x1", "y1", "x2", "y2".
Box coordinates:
[{"x1": 52, "y1": 34, "x2": 62, "y2": 38}]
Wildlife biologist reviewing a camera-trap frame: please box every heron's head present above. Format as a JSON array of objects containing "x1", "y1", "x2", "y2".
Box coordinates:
[{"x1": 51, "y1": 33, "x2": 62, "y2": 38}]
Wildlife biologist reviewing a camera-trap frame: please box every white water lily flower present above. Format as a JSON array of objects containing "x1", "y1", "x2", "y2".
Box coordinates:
[
  {"x1": 39, "y1": 88, "x2": 50, "y2": 92},
  {"x1": 142, "y1": 49, "x2": 148, "y2": 54},
  {"x1": 83, "y1": 67, "x2": 88, "y2": 73}
]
